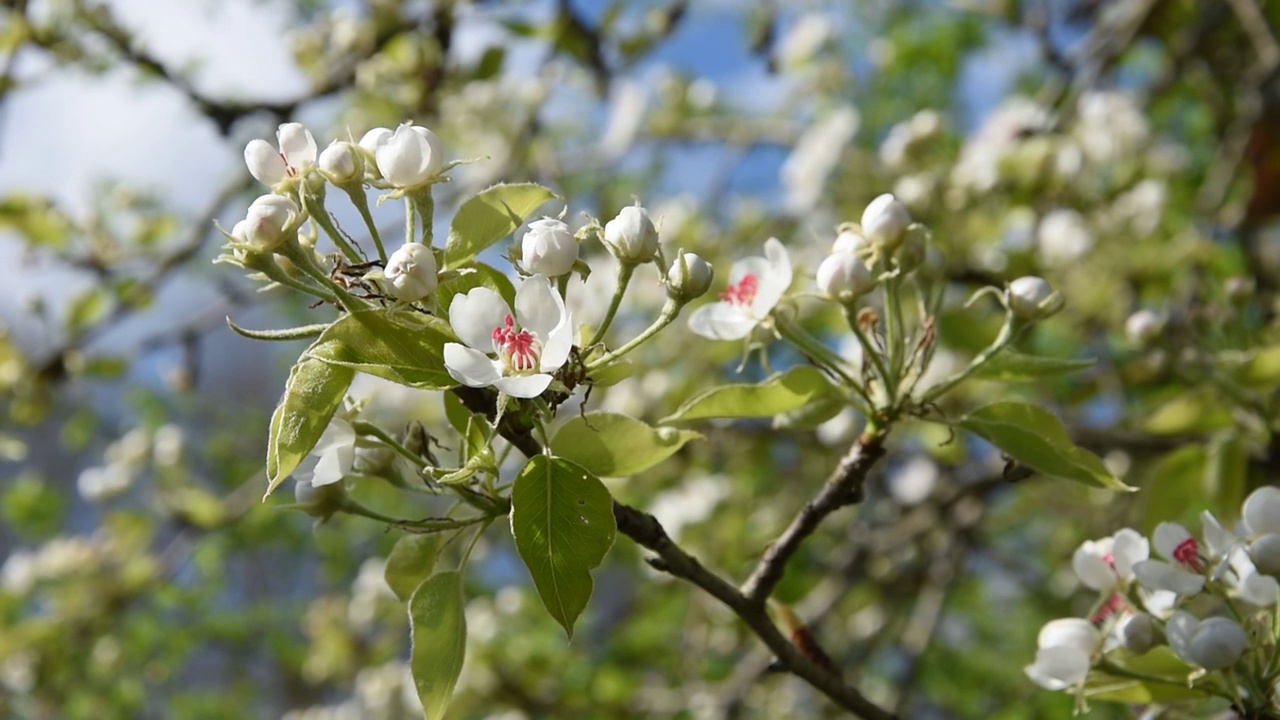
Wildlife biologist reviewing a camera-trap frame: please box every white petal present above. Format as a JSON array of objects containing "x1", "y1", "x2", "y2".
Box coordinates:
[
  {"x1": 1190, "y1": 617, "x2": 1246, "y2": 670},
  {"x1": 1139, "y1": 588, "x2": 1177, "y2": 617},
  {"x1": 277, "y1": 122, "x2": 317, "y2": 170},
  {"x1": 244, "y1": 139, "x2": 286, "y2": 186},
  {"x1": 515, "y1": 274, "x2": 565, "y2": 339},
  {"x1": 495, "y1": 374, "x2": 553, "y2": 398},
  {"x1": 1244, "y1": 487, "x2": 1280, "y2": 536},
  {"x1": 688, "y1": 302, "x2": 757, "y2": 340},
  {"x1": 314, "y1": 418, "x2": 355, "y2": 455},
  {"x1": 1153, "y1": 522, "x2": 1192, "y2": 560},
  {"x1": 1072, "y1": 543, "x2": 1116, "y2": 591},
  {"x1": 312, "y1": 444, "x2": 351, "y2": 487},
  {"x1": 1025, "y1": 646, "x2": 1090, "y2": 690},
  {"x1": 1111, "y1": 528, "x2": 1150, "y2": 579},
  {"x1": 449, "y1": 287, "x2": 510, "y2": 351},
  {"x1": 1166, "y1": 611, "x2": 1198, "y2": 662},
  {"x1": 1201, "y1": 511, "x2": 1237, "y2": 559},
  {"x1": 1239, "y1": 570, "x2": 1279, "y2": 606},
  {"x1": 444, "y1": 343, "x2": 501, "y2": 387},
  {"x1": 292, "y1": 453, "x2": 319, "y2": 486},
  {"x1": 749, "y1": 237, "x2": 792, "y2": 317},
  {"x1": 540, "y1": 316, "x2": 574, "y2": 372},
  {"x1": 377, "y1": 123, "x2": 434, "y2": 187},
  {"x1": 1132, "y1": 559, "x2": 1205, "y2": 596},
  {"x1": 1037, "y1": 618, "x2": 1100, "y2": 653}
]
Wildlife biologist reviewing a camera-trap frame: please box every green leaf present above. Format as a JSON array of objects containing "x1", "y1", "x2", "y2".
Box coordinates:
[
  {"x1": 969, "y1": 352, "x2": 1096, "y2": 382},
  {"x1": 385, "y1": 535, "x2": 440, "y2": 603},
  {"x1": 1138, "y1": 390, "x2": 1233, "y2": 435},
  {"x1": 956, "y1": 401, "x2": 1133, "y2": 491},
  {"x1": 265, "y1": 355, "x2": 355, "y2": 497},
  {"x1": 443, "y1": 183, "x2": 558, "y2": 268},
  {"x1": 510, "y1": 456, "x2": 616, "y2": 637},
  {"x1": 443, "y1": 392, "x2": 473, "y2": 437},
  {"x1": 662, "y1": 366, "x2": 837, "y2": 423},
  {"x1": 226, "y1": 318, "x2": 329, "y2": 342},
  {"x1": 550, "y1": 413, "x2": 701, "y2": 477},
  {"x1": 771, "y1": 396, "x2": 847, "y2": 430},
  {"x1": 409, "y1": 571, "x2": 466, "y2": 720},
  {"x1": 437, "y1": 262, "x2": 517, "y2": 314},
  {"x1": 307, "y1": 310, "x2": 457, "y2": 390},
  {"x1": 66, "y1": 288, "x2": 109, "y2": 334},
  {"x1": 1204, "y1": 432, "x2": 1247, "y2": 522},
  {"x1": 1235, "y1": 345, "x2": 1280, "y2": 389}
]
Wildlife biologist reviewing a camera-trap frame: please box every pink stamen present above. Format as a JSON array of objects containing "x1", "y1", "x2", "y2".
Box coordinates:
[
  {"x1": 719, "y1": 273, "x2": 759, "y2": 306},
  {"x1": 280, "y1": 151, "x2": 298, "y2": 178},
  {"x1": 491, "y1": 315, "x2": 540, "y2": 372},
  {"x1": 1102, "y1": 551, "x2": 1115, "y2": 569},
  {"x1": 1089, "y1": 593, "x2": 1127, "y2": 625},
  {"x1": 1172, "y1": 538, "x2": 1203, "y2": 571}
]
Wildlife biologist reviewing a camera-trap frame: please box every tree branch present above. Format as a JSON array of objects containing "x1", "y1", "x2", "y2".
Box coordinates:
[{"x1": 740, "y1": 430, "x2": 887, "y2": 605}]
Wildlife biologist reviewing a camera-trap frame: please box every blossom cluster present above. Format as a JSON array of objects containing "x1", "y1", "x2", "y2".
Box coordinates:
[{"x1": 1028, "y1": 487, "x2": 1280, "y2": 712}]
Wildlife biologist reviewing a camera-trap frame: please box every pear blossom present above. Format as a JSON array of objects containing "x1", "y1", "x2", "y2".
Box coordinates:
[
  {"x1": 861, "y1": 194, "x2": 911, "y2": 252},
  {"x1": 1072, "y1": 528, "x2": 1148, "y2": 592},
  {"x1": 1024, "y1": 618, "x2": 1100, "y2": 690},
  {"x1": 318, "y1": 140, "x2": 360, "y2": 183},
  {"x1": 520, "y1": 217, "x2": 579, "y2": 277},
  {"x1": 375, "y1": 124, "x2": 445, "y2": 188},
  {"x1": 667, "y1": 253, "x2": 714, "y2": 302},
  {"x1": 1132, "y1": 522, "x2": 1207, "y2": 596},
  {"x1": 443, "y1": 275, "x2": 573, "y2": 399},
  {"x1": 1167, "y1": 612, "x2": 1246, "y2": 670},
  {"x1": 1117, "y1": 612, "x2": 1157, "y2": 654},
  {"x1": 816, "y1": 251, "x2": 873, "y2": 301},
  {"x1": 1250, "y1": 534, "x2": 1280, "y2": 576},
  {"x1": 688, "y1": 238, "x2": 792, "y2": 340},
  {"x1": 1006, "y1": 276, "x2": 1063, "y2": 320},
  {"x1": 383, "y1": 242, "x2": 438, "y2": 302},
  {"x1": 294, "y1": 418, "x2": 357, "y2": 487},
  {"x1": 244, "y1": 122, "x2": 318, "y2": 187},
  {"x1": 243, "y1": 194, "x2": 299, "y2": 251},
  {"x1": 603, "y1": 205, "x2": 659, "y2": 263}
]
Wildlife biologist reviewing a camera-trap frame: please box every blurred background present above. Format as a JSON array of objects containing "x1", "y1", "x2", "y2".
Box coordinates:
[{"x1": 2, "y1": 0, "x2": 1280, "y2": 718}]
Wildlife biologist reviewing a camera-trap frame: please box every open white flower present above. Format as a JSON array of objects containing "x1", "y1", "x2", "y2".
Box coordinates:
[
  {"x1": 688, "y1": 238, "x2": 791, "y2": 340},
  {"x1": 244, "y1": 122, "x2": 318, "y2": 187},
  {"x1": 1073, "y1": 528, "x2": 1148, "y2": 592},
  {"x1": 443, "y1": 275, "x2": 573, "y2": 399},
  {"x1": 1025, "y1": 618, "x2": 1100, "y2": 690},
  {"x1": 1132, "y1": 522, "x2": 1207, "y2": 596},
  {"x1": 294, "y1": 418, "x2": 356, "y2": 487}
]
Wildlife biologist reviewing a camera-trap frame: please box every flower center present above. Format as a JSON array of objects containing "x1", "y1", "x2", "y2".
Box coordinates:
[
  {"x1": 719, "y1": 273, "x2": 759, "y2": 306},
  {"x1": 491, "y1": 315, "x2": 541, "y2": 374},
  {"x1": 1173, "y1": 538, "x2": 1203, "y2": 571},
  {"x1": 279, "y1": 151, "x2": 299, "y2": 178}
]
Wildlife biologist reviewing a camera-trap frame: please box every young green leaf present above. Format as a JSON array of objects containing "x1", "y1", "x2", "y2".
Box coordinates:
[
  {"x1": 409, "y1": 571, "x2": 467, "y2": 720},
  {"x1": 385, "y1": 535, "x2": 440, "y2": 603},
  {"x1": 265, "y1": 355, "x2": 354, "y2": 497},
  {"x1": 510, "y1": 456, "x2": 616, "y2": 638},
  {"x1": 550, "y1": 413, "x2": 700, "y2": 477},
  {"x1": 307, "y1": 310, "x2": 456, "y2": 390},
  {"x1": 443, "y1": 183, "x2": 558, "y2": 268},
  {"x1": 956, "y1": 401, "x2": 1133, "y2": 491},
  {"x1": 969, "y1": 352, "x2": 1096, "y2": 382},
  {"x1": 662, "y1": 366, "x2": 837, "y2": 423}
]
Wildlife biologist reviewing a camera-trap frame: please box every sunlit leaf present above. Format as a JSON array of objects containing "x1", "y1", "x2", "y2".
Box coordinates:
[
  {"x1": 443, "y1": 183, "x2": 558, "y2": 268},
  {"x1": 662, "y1": 366, "x2": 837, "y2": 423},
  {"x1": 970, "y1": 352, "x2": 1096, "y2": 382},
  {"x1": 551, "y1": 413, "x2": 700, "y2": 477},
  {"x1": 265, "y1": 355, "x2": 354, "y2": 497},
  {"x1": 307, "y1": 310, "x2": 456, "y2": 390},
  {"x1": 409, "y1": 571, "x2": 466, "y2": 720},
  {"x1": 385, "y1": 535, "x2": 440, "y2": 603}
]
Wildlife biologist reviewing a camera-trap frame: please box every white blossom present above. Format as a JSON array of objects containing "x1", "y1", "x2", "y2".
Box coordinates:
[
  {"x1": 861, "y1": 194, "x2": 912, "y2": 252},
  {"x1": 244, "y1": 122, "x2": 317, "y2": 187},
  {"x1": 294, "y1": 418, "x2": 357, "y2": 487},
  {"x1": 318, "y1": 140, "x2": 360, "y2": 183},
  {"x1": 815, "y1": 251, "x2": 873, "y2": 301},
  {"x1": 520, "y1": 217, "x2": 578, "y2": 277},
  {"x1": 443, "y1": 275, "x2": 573, "y2": 398},
  {"x1": 667, "y1": 253, "x2": 714, "y2": 302},
  {"x1": 1072, "y1": 528, "x2": 1148, "y2": 592},
  {"x1": 1037, "y1": 209, "x2": 1093, "y2": 267},
  {"x1": 1167, "y1": 612, "x2": 1245, "y2": 671},
  {"x1": 1132, "y1": 522, "x2": 1207, "y2": 596},
  {"x1": 375, "y1": 123, "x2": 445, "y2": 188},
  {"x1": 688, "y1": 238, "x2": 792, "y2": 340},
  {"x1": 1006, "y1": 276, "x2": 1063, "y2": 320},
  {"x1": 383, "y1": 242, "x2": 438, "y2": 302},
  {"x1": 1024, "y1": 618, "x2": 1100, "y2": 690},
  {"x1": 243, "y1": 194, "x2": 299, "y2": 251}
]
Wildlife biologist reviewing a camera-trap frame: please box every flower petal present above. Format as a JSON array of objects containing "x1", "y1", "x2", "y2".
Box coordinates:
[
  {"x1": 1244, "y1": 486, "x2": 1280, "y2": 536},
  {"x1": 1133, "y1": 559, "x2": 1205, "y2": 596},
  {"x1": 540, "y1": 316, "x2": 574, "y2": 372},
  {"x1": 1025, "y1": 646, "x2": 1091, "y2": 690},
  {"x1": 277, "y1": 122, "x2": 317, "y2": 171},
  {"x1": 1111, "y1": 528, "x2": 1150, "y2": 580},
  {"x1": 514, "y1": 274, "x2": 565, "y2": 339},
  {"x1": 689, "y1": 302, "x2": 757, "y2": 340},
  {"x1": 244, "y1": 139, "x2": 287, "y2": 186},
  {"x1": 495, "y1": 374, "x2": 552, "y2": 398},
  {"x1": 1072, "y1": 541, "x2": 1117, "y2": 591},
  {"x1": 1153, "y1": 522, "x2": 1192, "y2": 560},
  {"x1": 1037, "y1": 618, "x2": 1100, "y2": 653},
  {"x1": 449, "y1": 287, "x2": 510, "y2": 351},
  {"x1": 749, "y1": 237, "x2": 792, "y2": 317},
  {"x1": 444, "y1": 343, "x2": 501, "y2": 387},
  {"x1": 1165, "y1": 611, "x2": 1198, "y2": 663}
]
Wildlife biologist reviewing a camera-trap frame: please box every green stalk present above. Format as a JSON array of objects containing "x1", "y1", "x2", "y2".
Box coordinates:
[
  {"x1": 844, "y1": 303, "x2": 892, "y2": 400},
  {"x1": 920, "y1": 313, "x2": 1023, "y2": 403},
  {"x1": 342, "y1": 184, "x2": 387, "y2": 262},
  {"x1": 587, "y1": 262, "x2": 635, "y2": 347},
  {"x1": 301, "y1": 188, "x2": 362, "y2": 263},
  {"x1": 773, "y1": 313, "x2": 872, "y2": 411},
  {"x1": 353, "y1": 421, "x2": 428, "y2": 468},
  {"x1": 586, "y1": 298, "x2": 680, "y2": 371}
]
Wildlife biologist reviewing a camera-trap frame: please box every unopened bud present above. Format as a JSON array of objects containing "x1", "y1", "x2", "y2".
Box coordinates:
[
  {"x1": 861, "y1": 193, "x2": 912, "y2": 252},
  {"x1": 1251, "y1": 534, "x2": 1280, "y2": 576},
  {"x1": 667, "y1": 252, "x2": 714, "y2": 302},
  {"x1": 1007, "y1": 276, "x2": 1063, "y2": 320},
  {"x1": 294, "y1": 479, "x2": 346, "y2": 519},
  {"x1": 375, "y1": 123, "x2": 445, "y2": 188},
  {"x1": 384, "y1": 242, "x2": 439, "y2": 302},
  {"x1": 318, "y1": 140, "x2": 361, "y2": 184},
  {"x1": 244, "y1": 194, "x2": 299, "y2": 251},
  {"x1": 1187, "y1": 617, "x2": 1246, "y2": 670},
  {"x1": 1124, "y1": 309, "x2": 1164, "y2": 347},
  {"x1": 816, "y1": 252, "x2": 873, "y2": 301},
  {"x1": 603, "y1": 204, "x2": 660, "y2": 263},
  {"x1": 521, "y1": 217, "x2": 579, "y2": 277},
  {"x1": 1119, "y1": 613, "x2": 1157, "y2": 654}
]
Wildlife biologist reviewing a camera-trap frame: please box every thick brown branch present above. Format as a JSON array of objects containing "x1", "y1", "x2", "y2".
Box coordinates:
[
  {"x1": 612, "y1": 501, "x2": 898, "y2": 720},
  {"x1": 740, "y1": 430, "x2": 887, "y2": 605}
]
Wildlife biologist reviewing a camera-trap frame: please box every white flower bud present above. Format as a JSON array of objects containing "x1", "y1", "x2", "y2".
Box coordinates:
[
  {"x1": 318, "y1": 140, "x2": 360, "y2": 184},
  {"x1": 832, "y1": 229, "x2": 870, "y2": 255},
  {"x1": 861, "y1": 193, "x2": 912, "y2": 252},
  {"x1": 230, "y1": 220, "x2": 250, "y2": 243},
  {"x1": 1119, "y1": 613, "x2": 1157, "y2": 654},
  {"x1": 383, "y1": 242, "x2": 438, "y2": 302},
  {"x1": 276, "y1": 123, "x2": 316, "y2": 171},
  {"x1": 244, "y1": 139, "x2": 285, "y2": 187},
  {"x1": 244, "y1": 194, "x2": 298, "y2": 251},
  {"x1": 521, "y1": 217, "x2": 578, "y2": 277},
  {"x1": 816, "y1": 252, "x2": 873, "y2": 301},
  {"x1": 667, "y1": 252, "x2": 714, "y2": 301},
  {"x1": 1186, "y1": 617, "x2": 1246, "y2": 670},
  {"x1": 1124, "y1": 309, "x2": 1165, "y2": 347},
  {"x1": 1007, "y1": 276, "x2": 1063, "y2": 320},
  {"x1": 358, "y1": 127, "x2": 392, "y2": 179},
  {"x1": 1251, "y1": 534, "x2": 1280, "y2": 576},
  {"x1": 603, "y1": 205, "x2": 660, "y2": 263},
  {"x1": 375, "y1": 123, "x2": 444, "y2": 188}
]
